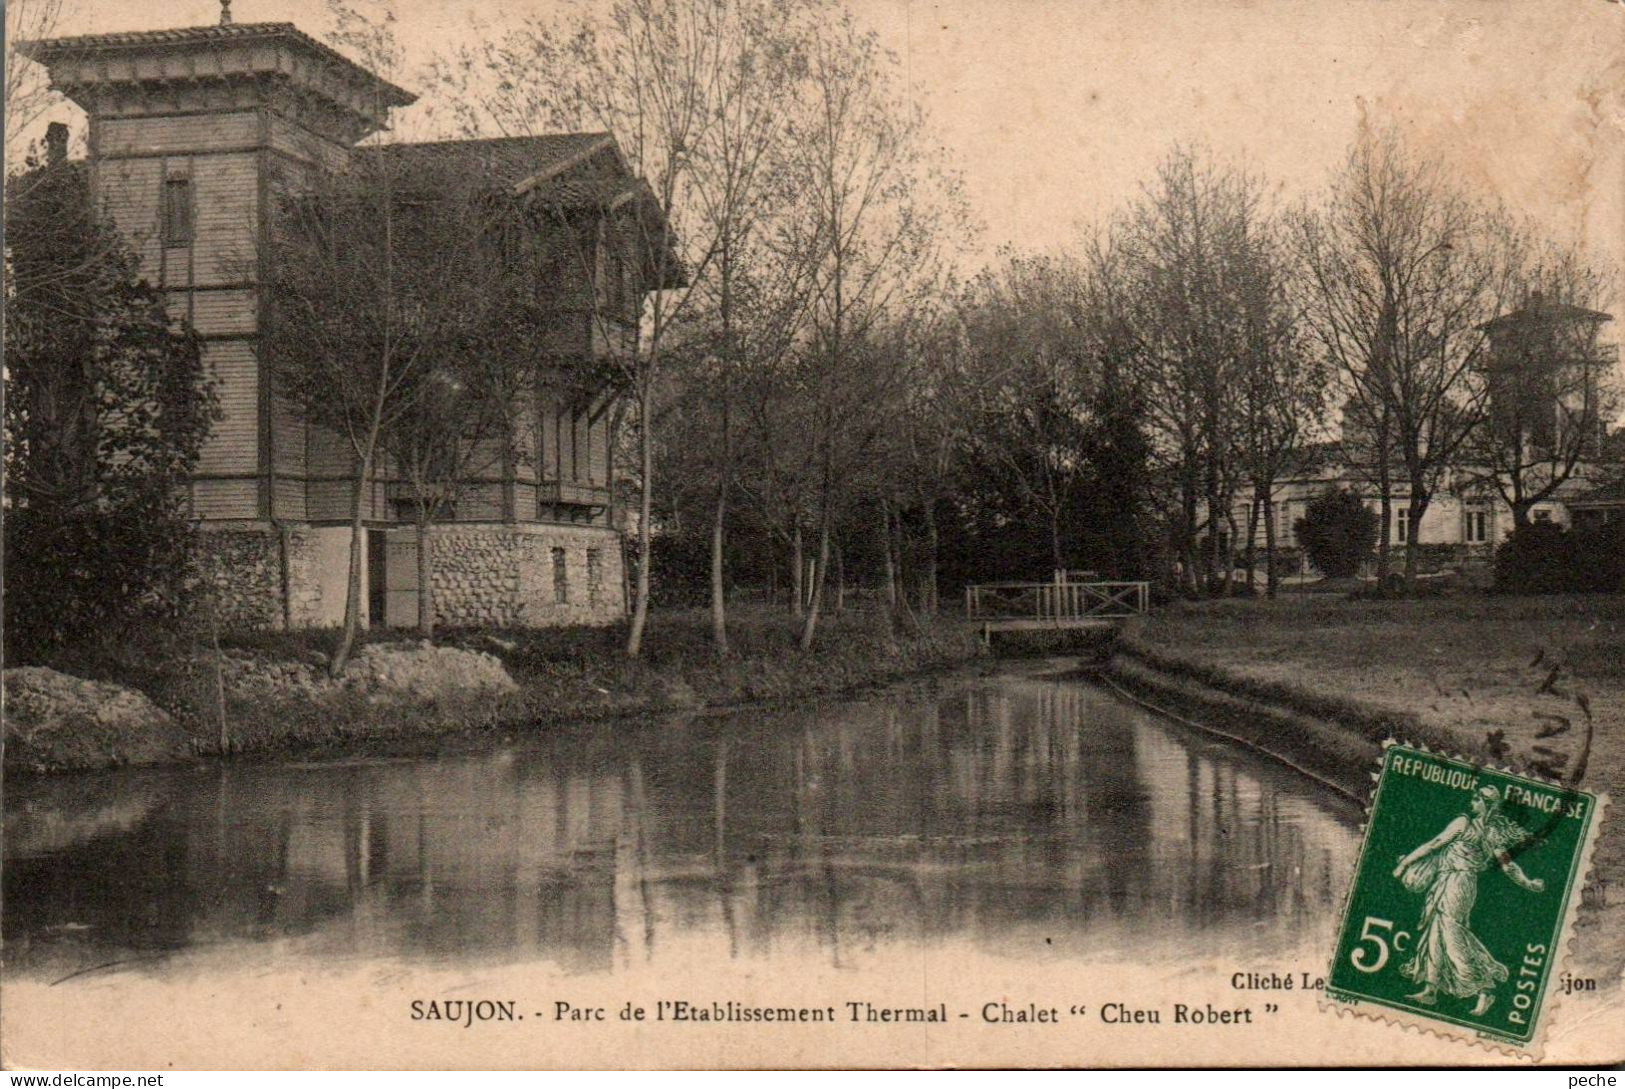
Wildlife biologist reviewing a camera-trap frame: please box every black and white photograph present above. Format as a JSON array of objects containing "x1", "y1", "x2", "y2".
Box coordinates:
[{"x1": 2, "y1": 0, "x2": 1621, "y2": 1070}]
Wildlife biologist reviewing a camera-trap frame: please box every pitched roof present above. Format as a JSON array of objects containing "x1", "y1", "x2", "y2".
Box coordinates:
[
  {"x1": 17, "y1": 22, "x2": 415, "y2": 107},
  {"x1": 1481, "y1": 299, "x2": 1614, "y2": 334},
  {"x1": 357, "y1": 133, "x2": 685, "y2": 289},
  {"x1": 1569, "y1": 478, "x2": 1625, "y2": 509},
  {"x1": 359, "y1": 134, "x2": 616, "y2": 193}
]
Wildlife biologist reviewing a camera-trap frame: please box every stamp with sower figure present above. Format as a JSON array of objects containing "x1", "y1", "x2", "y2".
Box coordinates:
[{"x1": 1325, "y1": 742, "x2": 1606, "y2": 1057}]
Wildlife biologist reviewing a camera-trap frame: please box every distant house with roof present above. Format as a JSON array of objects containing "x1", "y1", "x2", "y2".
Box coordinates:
[
  {"x1": 1186, "y1": 291, "x2": 1622, "y2": 578},
  {"x1": 1200, "y1": 444, "x2": 1621, "y2": 580},
  {"x1": 19, "y1": 15, "x2": 675, "y2": 629}
]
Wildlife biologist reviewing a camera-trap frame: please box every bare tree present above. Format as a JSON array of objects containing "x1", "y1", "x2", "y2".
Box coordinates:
[
  {"x1": 781, "y1": 11, "x2": 954, "y2": 649},
  {"x1": 1235, "y1": 218, "x2": 1331, "y2": 595},
  {"x1": 880, "y1": 301, "x2": 979, "y2": 616},
  {"x1": 677, "y1": 0, "x2": 825, "y2": 654},
  {"x1": 956, "y1": 253, "x2": 1094, "y2": 574},
  {"x1": 1294, "y1": 127, "x2": 1505, "y2": 589},
  {"x1": 268, "y1": 8, "x2": 517, "y2": 672},
  {"x1": 1119, "y1": 149, "x2": 1262, "y2": 594},
  {"x1": 6, "y1": 0, "x2": 69, "y2": 161}
]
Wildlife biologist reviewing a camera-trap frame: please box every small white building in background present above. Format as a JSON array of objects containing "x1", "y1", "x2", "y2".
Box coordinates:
[
  {"x1": 1205, "y1": 452, "x2": 1623, "y2": 577},
  {"x1": 1239, "y1": 461, "x2": 1591, "y2": 547}
]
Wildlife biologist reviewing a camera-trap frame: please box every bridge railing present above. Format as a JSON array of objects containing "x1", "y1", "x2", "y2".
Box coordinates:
[{"x1": 964, "y1": 580, "x2": 1149, "y2": 623}]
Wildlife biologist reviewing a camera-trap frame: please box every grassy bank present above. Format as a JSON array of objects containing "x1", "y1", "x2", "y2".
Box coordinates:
[
  {"x1": 1115, "y1": 592, "x2": 1625, "y2": 983},
  {"x1": 11, "y1": 606, "x2": 984, "y2": 771}
]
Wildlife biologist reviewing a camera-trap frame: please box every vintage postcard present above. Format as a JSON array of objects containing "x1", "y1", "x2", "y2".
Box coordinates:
[{"x1": 4, "y1": 0, "x2": 1624, "y2": 1071}]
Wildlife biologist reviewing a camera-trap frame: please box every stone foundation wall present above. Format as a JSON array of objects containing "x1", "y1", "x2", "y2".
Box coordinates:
[
  {"x1": 194, "y1": 523, "x2": 333, "y2": 631},
  {"x1": 195, "y1": 521, "x2": 623, "y2": 631},
  {"x1": 429, "y1": 523, "x2": 625, "y2": 628},
  {"x1": 283, "y1": 526, "x2": 331, "y2": 626},
  {"x1": 193, "y1": 525, "x2": 282, "y2": 630}
]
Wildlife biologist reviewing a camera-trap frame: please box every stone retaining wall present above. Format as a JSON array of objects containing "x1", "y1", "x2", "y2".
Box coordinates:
[
  {"x1": 194, "y1": 521, "x2": 625, "y2": 631},
  {"x1": 428, "y1": 523, "x2": 625, "y2": 628},
  {"x1": 193, "y1": 525, "x2": 282, "y2": 630}
]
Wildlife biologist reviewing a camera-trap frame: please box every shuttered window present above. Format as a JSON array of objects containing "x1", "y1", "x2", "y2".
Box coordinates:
[
  {"x1": 163, "y1": 177, "x2": 193, "y2": 246},
  {"x1": 586, "y1": 549, "x2": 602, "y2": 602}
]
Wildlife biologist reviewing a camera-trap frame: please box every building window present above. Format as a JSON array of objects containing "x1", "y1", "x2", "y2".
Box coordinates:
[
  {"x1": 1277, "y1": 501, "x2": 1294, "y2": 545},
  {"x1": 1396, "y1": 508, "x2": 1411, "y2": 544},
  {"x1": 552, "y1": 546, "x2": 568, "y2": 604},
  {"x1": 586, "y1": 548, "x2": 602, "y2": 602},
  {"x1": 163, "y1": 177, "x2": 193, "y2": 246},
  {"x1": 1464, "y1": 508, "x2": 1490, "y2": 544},
  {"x1": 606, "y1": 243, "x2": 627, "y2": 314},
  {"x1": 1533, "y1": 509, "x2": 1554, "y2": 524}
]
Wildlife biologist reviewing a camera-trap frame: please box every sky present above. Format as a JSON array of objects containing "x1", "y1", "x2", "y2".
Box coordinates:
[{"x1": 21, "y1": 0, "x2": 1625, "y2": 281}]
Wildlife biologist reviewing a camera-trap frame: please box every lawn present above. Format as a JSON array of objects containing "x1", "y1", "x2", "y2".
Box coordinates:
[
  {"x1": 1129, "y1": 591, "x2": 1625, "y2": 983},
  {"x1": 1130, "y1": 594, "x2": 1622, "y2": 767}
]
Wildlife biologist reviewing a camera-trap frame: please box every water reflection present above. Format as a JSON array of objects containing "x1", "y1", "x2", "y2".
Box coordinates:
[{"x1": 5, "y1": 672, "x2": 1361, "y2": 979}]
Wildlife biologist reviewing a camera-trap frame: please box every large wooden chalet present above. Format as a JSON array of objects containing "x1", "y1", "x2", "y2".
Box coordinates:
[{"x1": 20, "y1": 18, "x2": 674, "y2": 629}]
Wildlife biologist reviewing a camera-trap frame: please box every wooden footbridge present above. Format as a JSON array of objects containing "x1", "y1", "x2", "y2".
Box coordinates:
[{"x1": 964, "y1": 572, "x2": 1149, "y2": 643}]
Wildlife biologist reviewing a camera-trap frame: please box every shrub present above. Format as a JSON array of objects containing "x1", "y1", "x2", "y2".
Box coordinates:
[
  {"x1": 1295, "y1": 489, "x2": 1378, "y2": 578},
  {"x1": 4, "y1": 151, "x2": 215, "y2": 659},
  {"x1": 1495, "y1": 520, "x2": 1625, "y2": 594},
  {"x1": 3, "y1": 502, "x2": 201, "y2": 661}
]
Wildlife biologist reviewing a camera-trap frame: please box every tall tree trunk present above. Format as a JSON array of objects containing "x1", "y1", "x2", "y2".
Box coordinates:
[
  {"x1": 1375, "y1": 425, "x2": 1393, "y2": 583},
  {"x1": 710, "y1": 485, "x2": 728, "y2": 656},
  {"x1": 799, "y1": 504, "x2": 831, "y2": 650},
  {"x1": 897, "y1": 507, "x2": 910, "y2": 611},
  {"x1": 1048, "y1": 505, "x2": 1063, "y2": 575},
  {"x1": 626, "y1": 383, "x2": 655, "y2": 659},
  {"x1": 1205, "y1": 464, "x2": 1223, "y2": 598},
  {"x1": 712, "y1": 243, "x2": 734, "y2": 655},
  {"x1": 330, "y1": 450, "x2": 372, "y2": 676},
  {"x1": 790, "y1": 523, "x2": 804, "y2": 619},
  {"x1": 1403, "y1": 489, "x2": 1428, "y2": 591},
  {"x1": 834, "y1": 542, "x2": 845, "y2": 614},
  {"x1": 1180, "y1": 466, "x2": 1200, "y2": 594},
  {"x1": 1263, "y1": 487, "x2": 1280, "y2": 598},
  {"x1": 416, "y1": 507, "x2": 434, "y2": 639},
  {"x1": 879, "y1": 501, "x2": 897, "y2": 614},
  {"x1": 1220, "y1": 506, "x2": 1238, "y2": 596},
  {"x1": 1244, "y1": 490, "x2": 1260, "y2": 593},
  {"x1": 922, "y1": 500, "x2": 939, "y2": 616}
]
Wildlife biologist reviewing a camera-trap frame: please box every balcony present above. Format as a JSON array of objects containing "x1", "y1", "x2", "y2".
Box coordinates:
[{"x1": 540, "y1": 481, "x2": 611, "y2": 509}]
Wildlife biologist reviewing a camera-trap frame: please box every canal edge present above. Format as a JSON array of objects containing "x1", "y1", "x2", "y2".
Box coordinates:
[{"x1": 1097, "y1": 637, "x2": 1436, "y2": 807}]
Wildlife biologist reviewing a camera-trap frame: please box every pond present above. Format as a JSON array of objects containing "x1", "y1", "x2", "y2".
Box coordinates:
[{"x1": 6, "y1": 665, "x2": 1361, "y2": 984}]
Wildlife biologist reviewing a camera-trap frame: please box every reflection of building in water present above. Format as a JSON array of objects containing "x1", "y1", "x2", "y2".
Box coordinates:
[
  {"x1": 153, "y1": 756, "x2": 630, "y2": 972},
  {"x1": 8, "y1": 678, "x2": 1361, "y2": 976}
]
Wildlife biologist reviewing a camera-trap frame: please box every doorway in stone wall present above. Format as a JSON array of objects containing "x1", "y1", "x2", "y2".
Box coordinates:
[
  {"x1": 366, "y1": 529, "x2": 386, "y2": 628},
  {"x1": 384, "y1": 531, "x2": 419, "y2": 628}
]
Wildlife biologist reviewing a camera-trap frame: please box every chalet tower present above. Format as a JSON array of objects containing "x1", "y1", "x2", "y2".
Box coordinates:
[
  {"x1": 22, "y1": 17, "x2": 655, "y2": 629},
  {"x1": 1481, "y1": 293, "x2": 1613, "y2": 456}
]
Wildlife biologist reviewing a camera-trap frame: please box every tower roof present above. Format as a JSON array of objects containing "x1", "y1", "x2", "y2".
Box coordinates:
[
  {"x1": 18, "y1": 22, "x2": 415, "y2": 142},
  {"x1": 1481, "y1": 298, "x2": 1613, "y2": 335}
]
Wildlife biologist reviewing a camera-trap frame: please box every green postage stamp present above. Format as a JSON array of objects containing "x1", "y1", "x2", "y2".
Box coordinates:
[{"x1": 1325, "y1": 742, "x2": 1607, "y2": 1057}]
